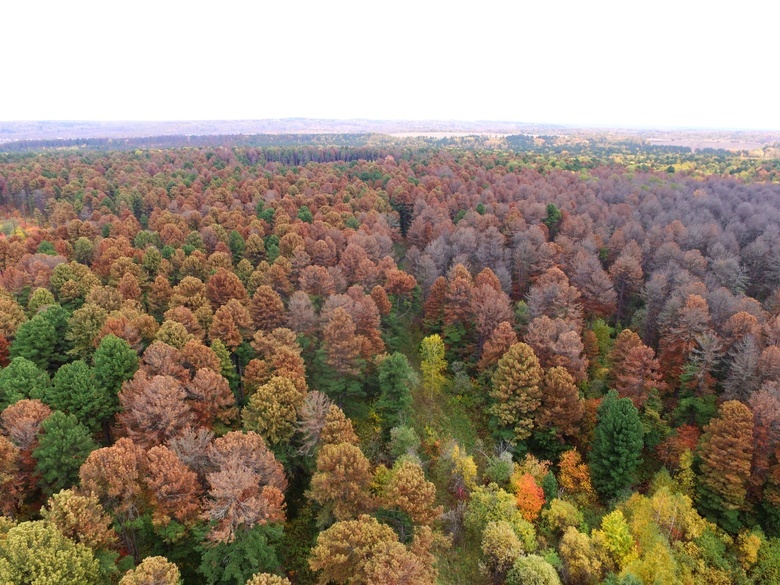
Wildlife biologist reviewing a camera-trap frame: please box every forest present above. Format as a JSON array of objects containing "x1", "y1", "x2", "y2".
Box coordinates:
[{"x1": 1, "y1": 141, "x2": 780, "y2": 584}]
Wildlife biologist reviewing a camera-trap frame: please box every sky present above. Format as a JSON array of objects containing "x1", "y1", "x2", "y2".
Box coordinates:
[{"x1": 3, "y1": 0, "x2": 779, "y2": 129}]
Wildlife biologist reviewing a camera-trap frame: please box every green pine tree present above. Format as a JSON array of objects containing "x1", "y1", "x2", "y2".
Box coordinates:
[
  {"x1": 33, "y1": 411, "x2": 97, "y2": 495},
  {"x1": 376, "y1": 352, "x2": 416, "y2": 436},
  {"x1": 45, "y1": 360, "x2": 112, "y2": 431},
  {"x1": 93, "y1": 334, "x2": 138, "y2": 396},
  {"x1": 199, "y1": 523, "x2": 283, "y2": 585},
  {"x1": 10, "y1": 312, "x2": 57, "y2": 371},
  {"x1": 589, "y1": 390, "x2": 644, "y2": 500},
  {"x1": 0, "y1": 356, "x2": 51, "y2": 408}
]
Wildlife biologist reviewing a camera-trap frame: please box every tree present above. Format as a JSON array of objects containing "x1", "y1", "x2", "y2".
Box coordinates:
[
  {"x1": 541, "y1": 499, "x2": 583, "y2": 537},
  {"x1": 33, "y1": 411, "x2": 97, "y2": 495},
  {"x1": 609, "y1": 329, "x2": 643, "y2": 380},
  {"x1": 145, "y1": 445, "x2": 201, "y2": 528},
  {"x1": 156, "y1": 320, "x2": 194, "y2": 349},
  {"x1": 697, "y1": 400, "x2": 754, "y2": 531},
  {"x1": 592, "y1": 510, "x2": 635, "y2": 571},
  {"x1": 250, "y1": 286, "x2": 286, "y2": 332},
  {"x1": 613, "y1": 343, "x2": 664, "y2": 409},
  {"x1": 309, "y1": 442, "x2": 374, "y2": 521},
  {"x1": 147, "y1": 275, "x2": 173, "y2": 316},
  {"x1": 376, "y1": 352, "x2": 416, "y2": 436},
  {"x1": 93, "y1": 334, "x2": 139, "y2": 395},
  {"x1": 506, "y1": 554, "x2": 561, "y2": 585},
  {"x1": 385, "y1": 459, "x2": 442, "y2": 526},
  {"x1": 526, "y1": 267, "x2": 582, "y2": 325},
  {"x1": 535, "y1": 366, "x2": 584, "y2": 439},
  {"x1": 722, "y1": 335, "x2": 762, "y2": 401},
  {"x1": 558, "y1": 449, "x2": 596, "y2": 504},
  {"x1": 559, "y1": 527, "x2": 602, "y2": 585},
  {"x1": 210, "y1": 301, "x2": 251, "y2": 350},
  {"x1": 93, "y1": 334, "x2": 138, "y2": 438},
  {"x1": 10, "y1": 310, "x2": 57, "y2": 371},
  {"x1": 296, "y1": 391, "x2": 332, "y2": 456},
  {"x1": 141, "y1": 341, "x2": 188, "y2": 381},
  {"x1": 207, "y1": 268, "x2": 248, "y2": 308},
  {"x1": 525, "y1": 316, "x2": 588, "y2": 382},
  {"x1": 478, "y1": 322, "x2": 518, "y2": 371},
  {"x1": 609, "y1": 251, "x2": 643, "y2": 325},
  {"x1": 464, "y1": 483, "x2": 536, "y2": 555},
  {"x1": 117, "y1": 272, "x2": 142, "y2": 301},
  {"x1": 471, "y1": 280, "x2": 513, "y2": 349},
  {"x1": 199, "y1": 523, "x2": 284, "y2": 585},
  {"x1": 489, "y1": 342, "x2": 543, "y2": 444},
  {"x1": 119, "y1": 556, "x2": 182, "y2": 585},
  {"x1": 0, "y1": 436, "x2": 21, "y2": 515},
  {"x1": 27, "y1": 287, "x2": 55, "y2": 314},
  {"x1": 79, "y1": 438, "x2": 147, "y2": 524},
  {"x1": 512, "y1": 473, "x2": 545, "y2": 522},
  {"x1": 589, "y1": 391, "x2": 644, "y2": 500},
  {"x1": 319, "y1": 404, "x2": 360, "y2": 447},
  {"x1": 41, "y1": 489, "x2": 117, "y2": 551},
  {"x1": 0, "y1": 334, "x2": 9, "y2": 367},
  {"x1": 0, "y1": 296, "x2": 26, "y2": 339},
  {"x1": 658, "y1": 294, "x2": 712, "y2": 384},
  {"x1": 570, "y1": 249, "x2": 617, "y2": 319},
  {"x1": 0, "y1": 520, "x2": 100, "y2": 585},
  {"x1": 186, "y1": 368, "x2": 237, "y2": 429},
  {"x1": 242, "y1": 376, "x2": 303, "y2": 445},
  {"x1": 482, "y1": 520, "x2": 525, "y2": 583},
  {"x1": 203, "y1": 431, "x2": 287, "y2": 544},
  {"x1": 66, "y1": 303, "x2": 108, "y2": 360},
  {"x1": 286, "y1": 291, "x2": 318, "y2": 334},
  {"x1": 323, "y1": 308, "x2": 362, "y2": 377},
  {"x1": 309, "y1": 514, "x2": 437, "y2": 585},
  {"x1": 1, "y1": 398, "x2": 52, "y2": 452},
  {"x1": 117, "y1": 372, "x2": 194, "y2": 448},
  {"x1": 0, "y1": 356, "x2": 50, "y2": 408},
  {"x1": 46, "y1": 360, "x2": 112, "y2": 431},
  {"x1": 423, "y1": 276, "x2": 447, "y2": 331},
  {"x1": 420, "y1": 334, "x2": 447, "y2": 396},
  {"x1": 543, "y1": 203, "x2": 562, "y2": 238}
]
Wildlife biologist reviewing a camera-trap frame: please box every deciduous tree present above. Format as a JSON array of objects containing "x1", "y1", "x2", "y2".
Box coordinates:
[
  {"x1": 697, "y1": 400, "x2": 754, "y2": 531},
  {"x1": 309, "y1": 442, "x2": 374, "y2": 520},
  {"x1": 119, "y1": 556, "x2": 182, "y2": 585},
  {"x1": 146, "y1": 445, "x2": 201, "y2": 528},
  {"x1": 243, "y1": 376, "x2": 303, "y2": 445},
  {"x1": 0, "y1": 520, "x2": 100, "y2": 585},
  {"x1": 385, "y1": 459, "x2": 442, "y2": 526},
  {"x1": 117, "y1": 372, "x2": 193, "y2": 448},
  {"x1": 323, "y1": 308, "x2": 362, "y2": 377},
  {"x1": 489, "y1": 342, "x2": 543, "y2": 444},
  {"x1": 478, "y1": 322, "x2": 518, "y2": 371},
  {"x1": 41, "y1": 489, "x2": 117, "y2": 551},
  {"x1": 250, "y1": 286, "x2": 286, "y2": 332},
  {"x1": 535, "y1": 366, "x2": 584, "y2": 439},
  {"x1": 203, "y1": 431, "x2": 287, "y2": 543}
]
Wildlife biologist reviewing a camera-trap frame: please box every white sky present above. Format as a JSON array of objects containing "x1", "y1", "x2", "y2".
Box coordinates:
[{"x1": 2, "y1": 0, "x2": 778, "y2": 129}]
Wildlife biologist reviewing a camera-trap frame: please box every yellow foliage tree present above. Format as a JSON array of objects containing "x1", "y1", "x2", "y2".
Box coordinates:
[{"x1": 420, "y1": 334, "x2": 446, "y2": 395}]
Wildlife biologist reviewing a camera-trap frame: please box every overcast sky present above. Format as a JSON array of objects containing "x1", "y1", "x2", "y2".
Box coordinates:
[{"x1": 3, "y1": 0, "x2": 778, "y2": 129}]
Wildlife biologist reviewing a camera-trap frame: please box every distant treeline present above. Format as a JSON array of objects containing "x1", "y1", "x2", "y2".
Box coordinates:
[
  {"x1": 0, "y1": 133, "x2": 391, "y2": 154},
  {"x1": 3, "y1": 132, "x2": 703, "y2": 156}
]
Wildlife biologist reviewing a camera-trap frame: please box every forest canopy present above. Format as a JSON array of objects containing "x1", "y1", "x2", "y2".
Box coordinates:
[{"x1": 1, "y1": 139, "x2": 780, "y2": 584}]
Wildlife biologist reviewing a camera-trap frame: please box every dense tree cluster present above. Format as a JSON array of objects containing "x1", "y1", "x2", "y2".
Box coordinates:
[{"x1": 1, "y1": 142, "x2": 780, "y2": 583}]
